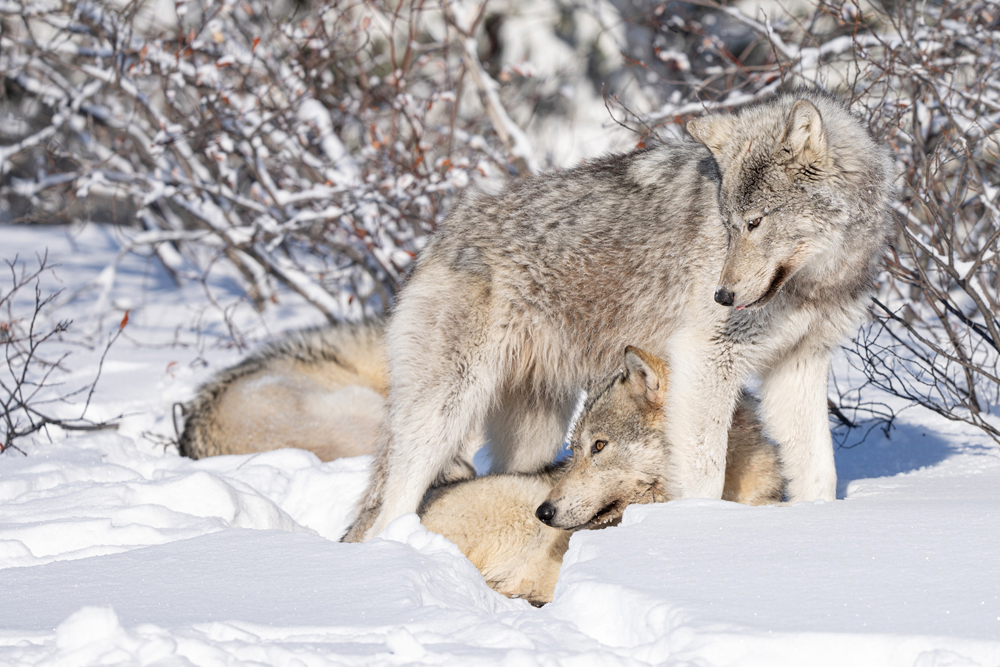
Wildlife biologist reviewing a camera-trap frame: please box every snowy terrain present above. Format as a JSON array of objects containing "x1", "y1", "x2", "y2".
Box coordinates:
[{"x1": 1, "y1": 223, "x2": 999, "y2": 666}]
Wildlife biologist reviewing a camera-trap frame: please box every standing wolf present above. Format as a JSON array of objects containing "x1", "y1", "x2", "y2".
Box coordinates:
[{"x1": 343, "y1": 90, "x2": 894, "y2": 542}]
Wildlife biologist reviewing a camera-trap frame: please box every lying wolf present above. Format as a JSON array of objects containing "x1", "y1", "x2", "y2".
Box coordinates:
[
  {"x1": 179, "y1": 323, "x2": 388, "y2": 462},
  {"x1": 344, "y1": 90, "x2": 894, "y2": 542},
  {"x1": 534, "y1": 346, "x2": 782, "y2": 531},
  {"x1": 178, "y1": 322, "x2": 477, "y2": 483},
  {"x1": 422, "y1": 346, "x2": 782, "y2": 605},
  {"x1": 180, "y1": 330, "x2": 782, "y2": 605}
]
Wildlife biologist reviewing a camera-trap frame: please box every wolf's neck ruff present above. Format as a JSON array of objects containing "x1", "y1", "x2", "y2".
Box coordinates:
[{"x1": 342, "y1": 90, "x2": 894, "y2": 543}]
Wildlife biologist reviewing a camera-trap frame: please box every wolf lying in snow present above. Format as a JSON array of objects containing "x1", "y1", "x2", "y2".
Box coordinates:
[
  {"x1": 421, "y1": 346, "x2": 782, "y2": 604},
  {"x1": 343, "y1": 90, "x2": 894, "y2": 542},
  {"x1": 179, "y1": 323, "x2": 388, "y2": 462},
  {"x1": 534, "y1": 346, "x2": 783, "y2": 532},
  {"x1": 180, "y1": 327, "x2": 782, "y2": 604},
  {"x1": 178, "y1": 321, "x2": 479, "y2": 482}
]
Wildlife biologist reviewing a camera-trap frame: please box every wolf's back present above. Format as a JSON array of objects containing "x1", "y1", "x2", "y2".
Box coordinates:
[{"x1": 178, "y1": 321, "x2": 388, "y2": 460}]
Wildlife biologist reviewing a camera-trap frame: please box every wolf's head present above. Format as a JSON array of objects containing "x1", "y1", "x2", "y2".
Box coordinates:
[
  {"x1": 687, "y1": 91, "x2": 892, "y2": 310},
  {"x1": 536, "y1": 346, "x2": 671, "y2": 530}
]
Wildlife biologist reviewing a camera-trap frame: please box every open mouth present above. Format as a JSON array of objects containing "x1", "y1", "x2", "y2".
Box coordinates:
[
  {"x1": 571, "y1": 500, "x2": 623, "y2": 531},
  {"x1": 736, "y1": 265, "x2": 788, "y2": 311}
]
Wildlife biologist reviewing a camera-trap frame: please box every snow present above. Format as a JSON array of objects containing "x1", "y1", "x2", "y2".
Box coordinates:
[{"x1": 2, "y1": 223, "x2": 1000, "y2": 666}]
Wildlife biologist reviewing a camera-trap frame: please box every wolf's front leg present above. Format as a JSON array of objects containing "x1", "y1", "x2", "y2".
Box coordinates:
[
  {"x1": 759, "y1": 346, "x2": 836, "y2": 502},
  {"x1": 664, "y1": 338, "x2": 745, "y2": 498}
]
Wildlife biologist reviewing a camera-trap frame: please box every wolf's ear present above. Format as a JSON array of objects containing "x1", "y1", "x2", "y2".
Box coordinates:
[
  {"x1": 779, "y1": 99, "x2": 828, "y2": 169},
  {"x1": 623, "y1": 346, "x2": 668, "y2": 404},
  {"x1": 687, "y1": 115, "x2": 735, "y2": 157}
]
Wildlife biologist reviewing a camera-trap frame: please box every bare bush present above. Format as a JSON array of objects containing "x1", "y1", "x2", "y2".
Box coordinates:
[
  {"x1": 1, "y1": 0, "x2": 585, "y2": 321},
  {"x1": 854, "y1": 1, "x2": 1000, "y2": 441},
  {"x1": 1, "y1": 254, "x2": 121, "y2": 453}
]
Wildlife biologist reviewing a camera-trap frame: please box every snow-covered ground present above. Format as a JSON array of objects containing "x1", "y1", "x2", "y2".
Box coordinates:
[{"x1": 1, "y1": 223, "x2": 999, "y2": 666}]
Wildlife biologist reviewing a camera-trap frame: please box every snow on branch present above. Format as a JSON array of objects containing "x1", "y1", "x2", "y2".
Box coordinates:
[
  {"x1": 0, "y1": 0, "x2": 544, "y2": 321},
  {"x1": 460, "y1": 36, "x2": 540, "y2": 176}
]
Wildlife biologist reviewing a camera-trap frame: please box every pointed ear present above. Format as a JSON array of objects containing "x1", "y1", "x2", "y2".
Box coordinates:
[
  {"x1": 779, "y1": 99, "x2": 828, "y2": 168},
  {"x1": 687, "y1": 114, "x2": 735, "y2": 157},
  {"x1": 623, "y1": 346, "x2": 669, "y2": 405}
]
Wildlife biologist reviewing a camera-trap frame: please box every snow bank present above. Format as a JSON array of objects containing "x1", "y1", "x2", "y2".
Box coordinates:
[
  {"x1": 0, "y1": 435, "x2": 369, "y2": 568},
  {"x1": 551, "y1": 496, "x2": 1000, "y2": 665}
]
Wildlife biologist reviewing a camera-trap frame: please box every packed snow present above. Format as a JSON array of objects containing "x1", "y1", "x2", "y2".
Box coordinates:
[{"x1": 1, "y1": 224, "x2": 999, "y2": 666}]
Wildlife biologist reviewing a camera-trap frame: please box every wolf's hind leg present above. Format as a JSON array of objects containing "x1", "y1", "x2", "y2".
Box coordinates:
[
  {"x1": 341, "y1": 367, "x2": 497, "y2": 542},
  {"x1": 343, "y1": 295, "x2": 505, "y2": 540},
  {"x1": 486, "y1": 388, "x2": 577, "y2": 473},
  {"x1": 341, "y1": 440, "x2": 391, "y2": 542}
]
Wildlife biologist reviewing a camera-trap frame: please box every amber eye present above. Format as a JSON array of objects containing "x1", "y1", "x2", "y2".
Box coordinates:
[
  {"x1": 591, "y1": 440, "x2": 607, "y2": 454},
  {"x1": 747, "y1": 217, "x2": 762, "y2": 231}
]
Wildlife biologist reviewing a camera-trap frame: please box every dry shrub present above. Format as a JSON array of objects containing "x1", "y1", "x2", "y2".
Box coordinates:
[
  {"x1": 1, "y1": 0, "x2": 557, "y2": 321},
  {"x1": 0, "y1": 254, "x2": 121, "y2": 453}
]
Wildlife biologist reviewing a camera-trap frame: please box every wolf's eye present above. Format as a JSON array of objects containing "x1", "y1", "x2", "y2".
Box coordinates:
[
  {"x1": 747, "y1": 217, "x2": 762, "y2": 231},
  {"x1": 591, "y1": 440, "x2": 607, "y2": 454}
]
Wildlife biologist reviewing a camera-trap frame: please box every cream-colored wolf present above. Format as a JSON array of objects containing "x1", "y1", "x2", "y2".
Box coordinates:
[
  {"x1": 180, "y1": 327, "x2": 782, "y2": 604},
  {"x1": 179, "y1": 323, "x2": 388, "y2": 462},
  {"x1": 421, "y1": 345, "x2": 782, "y2": 604}
]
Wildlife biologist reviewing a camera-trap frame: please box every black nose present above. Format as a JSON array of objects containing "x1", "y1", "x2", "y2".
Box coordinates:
[
  {"x1": 714, "y1": 287, "x2": 735, "y2": 307},
  {"x1": 535, "y1": 502, "x2": 556, "y2": 525}
]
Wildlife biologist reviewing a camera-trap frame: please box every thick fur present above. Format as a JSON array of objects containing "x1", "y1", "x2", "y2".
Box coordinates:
[
  {"x1": 180, "y1": 329, "x2": 782, "y2": 605},
  {"x1": 344, "y1": 90, "x2": 894, "y2": 542},
  {"x1": 423, "y1": 347, "x2": 783, "y2": 605},
  {"x1": 538, "y1": 347, "x2": 783, "y2": 530},
  {"x1": 419, "y1": 469, "x2": 570, "y2": 606},
  {"x1": 179, "y1": 322, "x2": 389, "y2": 462}
]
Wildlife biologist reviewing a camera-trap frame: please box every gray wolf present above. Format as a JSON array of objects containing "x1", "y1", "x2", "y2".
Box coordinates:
[
  {"x1": 180, "y1": 333, "x2": 781, "y2": 605},
  {"x1": 535, "y1": 346, "x2": 783, "y2": 530},
  {"x1": 344, "y1": 90, "x2": 894, "y2": 542},
  {"x1": 422, "y1": 346, "x2": 783, "y2": 605}
]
